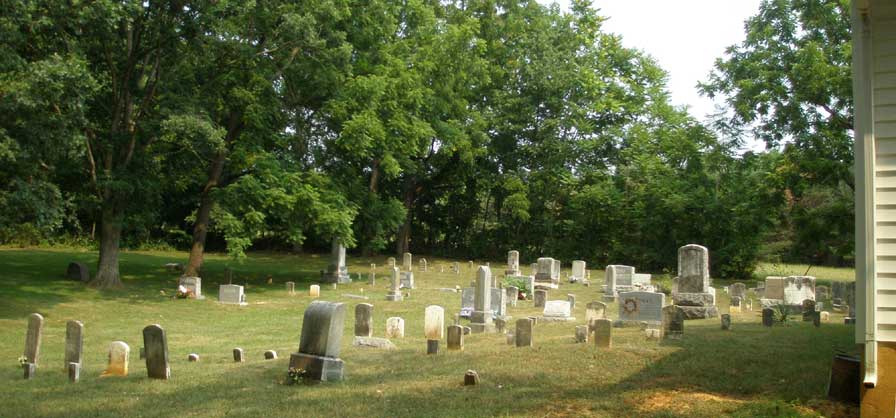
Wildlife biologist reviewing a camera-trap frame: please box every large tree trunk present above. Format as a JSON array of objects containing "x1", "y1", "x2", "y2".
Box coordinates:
[
  {"x1": 185, "y1": 151, "x2": 227, "y2": 277},
  {"x1": 395, "y1": 178, "x2": 415, "y2": 256},
  {"x1": 91, "y1": 204, "x2": 123, "y2": 288}
]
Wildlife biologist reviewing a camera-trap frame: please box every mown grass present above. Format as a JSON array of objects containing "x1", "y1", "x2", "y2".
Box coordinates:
[{"x1": 0, "y1": 248, "x2": 858, "y2": 417}]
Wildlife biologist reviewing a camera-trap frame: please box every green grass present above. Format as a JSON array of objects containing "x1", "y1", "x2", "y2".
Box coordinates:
[{"x1": 0, "y1": 248, "x2": 858, "y2": 417}]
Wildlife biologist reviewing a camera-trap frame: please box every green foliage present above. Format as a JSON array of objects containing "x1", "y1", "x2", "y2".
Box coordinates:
[{"x1": 502, "y1": 276, "x2": 532, "y2": 297}]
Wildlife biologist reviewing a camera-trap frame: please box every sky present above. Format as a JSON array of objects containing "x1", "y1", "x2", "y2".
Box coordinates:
[{"x1": 547, "y1": 0, "x2": 764, "y2": 124}]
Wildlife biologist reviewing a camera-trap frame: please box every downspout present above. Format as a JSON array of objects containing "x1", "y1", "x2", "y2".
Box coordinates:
[{"x1": 852, "y1": 0, "x2": 877, "y2": 388}]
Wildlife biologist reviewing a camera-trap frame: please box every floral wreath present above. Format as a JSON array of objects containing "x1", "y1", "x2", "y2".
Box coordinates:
[{"x1": 623, "y1": 298, "x2": 639, "y2": 314}]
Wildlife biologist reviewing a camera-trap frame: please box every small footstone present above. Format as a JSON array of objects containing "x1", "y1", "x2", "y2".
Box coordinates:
[
  {"x1": 264, "y1": 350, "x2": 277, "y2": 360},
  {"x1": 721, "y1": 314, "x2": 731, "y2": 330},
  {"x1": 233, "y1": 348, "x2": 244, "y2": 362},
  {"x1": 188, "y1": 353, "x2": 200, "y2": 362},
  {"x1": 464, "y1": 370, "x2": 480, "y2": 386},
  {"x1": 67, "y1": 362, "x2": 80, "y2": 383}
]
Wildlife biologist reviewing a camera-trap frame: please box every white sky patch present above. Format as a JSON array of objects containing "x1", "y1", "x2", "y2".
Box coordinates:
[{"x1": 545, "y1": 0, "x2": 767, "y2": 151}]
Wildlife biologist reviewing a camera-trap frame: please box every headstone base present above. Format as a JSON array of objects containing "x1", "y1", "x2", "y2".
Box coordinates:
[
  {"x1": 289, "y1": 353, "x2": 344, "y2": 382},
  {"x1": 352, "y1": 336, "x2": 396, "y2": 350},
  {"x1": 676, "y1": 305, "x2": 719, "y2": 320},
  {"x1": 538, "y1": 316, "x2": 577, "y2": 322},
  {"x1": 673, "y1": 292, "x2": 715, "y2": 306}
]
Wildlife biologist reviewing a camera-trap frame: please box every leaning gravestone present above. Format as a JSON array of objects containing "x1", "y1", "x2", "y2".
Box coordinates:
[
  {"x1": 23, "y1": 313, "x2": 44, "y2": 372},
  {"x1": 618, "y1": 292, "x2": 664, "y2": 326},
  {"x1": 143, "y1": 324, "x2": 170, "y2": 379},
  {"x1": 66, "y1": 262, "x2": 90, "y2": 282},
  {"x1": 354, "y1": 303, "x2": 373, "y2": 337},
  {"x1": 101, "y1": 341, "x2": 129, "y2": 377},
  {"x1": 65, "y1": 320, "x2": 84, "y2": 371},
  {"x1": 219, "y1": 284, "x2": 247, "y2": 305},
  {"x1": 515, "y1": 318, "x2": 534, "y2": 347},
  {"x1": 289, "y1": 301, "x2": 346, "y2": 381}
]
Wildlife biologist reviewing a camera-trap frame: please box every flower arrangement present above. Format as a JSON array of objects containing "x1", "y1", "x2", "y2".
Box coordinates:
[{"x1": 286, "y1": 367, "x2": 307, "y2": 385}]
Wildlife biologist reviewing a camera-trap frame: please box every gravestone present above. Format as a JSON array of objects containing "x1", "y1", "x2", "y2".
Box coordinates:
[
  {"x1": 369, "y1": 264, "x2": 376, "y2": 286},
  {"x1": 403, "y1": 252, "x2": 413, "y2": 271},
  {"x1": 353, "y1": 337, "x2": 396, "y2": 350},
  {"x1": 233, "y1": 348, "x2": 244, "y2": 362},
  {"x1": 289, "y1": 301, "x2": 346, "y2": 381},
  {"x1": 762, "y1": 308, "x2": 775, "y2": 327},
  {"x1": 593, "y1": 319, "x2": 612, "y2": 348},
  {"x1": 575, "y1": 325, "x2": 588, "y2": 343},
  {"x1": 567, "y1": 293, "x2": 576, "y2": 310},
  {"x1": 618, "y1": 292, "x2": 665, "y2": 325},
  {"x1": 420, "y1": 258, "x2": 428, "y2": 272},
  {"x1": 178, "y1": 276, "x2": 204, "y2": 299},
  {"x1": 586, "y1": 301, "x2": 607, "y2": 333},
  {"x1": 447, "y1": 325, "x2": 464, "y2": 351},
  {"x1": 802, "y1": 299, "x2": 817, "y2": 321},
  {"x1": 388, "y1": 257, "x2": 396, "y2": 268},
  {"x1": 495, "y1": 318, "x2": 507, "y2": 333},
  {"x1": 534, "y1": 289, "x2": 546, "y2": 308},
  {"x1": 721, "y1": 314, "x2": 731, "y2": 330},
  {"x1": 534, "y1": 257, "x2": 560, "y2": 289},
  {"x1": 507, "y1": 286, "x2": 519, "y2": 307},
  {"x1": 188, "y1": 353, "x2": 200, "y2": 362},
  {"x1": 470, "y1": 267, "x2": 495, "y2": 333},
  {"x1": 101, "y1": 341, "x2": 129, "y2": 377},
  {"x1": 515, "y1": 318, "x2": 534, "y2": 347},
  {"x1": 310, "y1": 284, "x2": 320, "y2": 298},
  {"x1": 425, "y1": 305, "x2": 445, "y2": 354},
  {"x1": 219, "y1": 284, "x2": 247, "y2": 305},
  {"x1": 604, "y1": 265, "x2": 635, "y2": 298},
  {"x1": 729, "y1": 283, "x2": 746, "y2": 300},
  {"x1": 506, "y1": 250, "x2": 521, "y2": 276},
  {"x1": 143, "y1": 324, "x2": 170, "y2": 379},
  {"x1": 400, "y1": 271, "x2": 415, "y2": 289},
  {"x1": 265, "y1": 350, "x2": 278, "y2": 360},
  {"x1": 633, "y1": 273, "x2": 652, "y2": 287},
  {"x1": 460, "y1": 287, "x2": 474, "y2": 318},
  {"x1": 783, "y1": 276, "x2": 816, "y2": 305},
  {"x1": 672, "y1": 244, "x2": 718, "y2": 319},
  {"x1": 542, "y1": 300, "x2": 575, "y2": 322},
  {"x1": 817, "y1": 285, "x2": 829, "y2": 301},
  {"x1": 24, "y1": 313, "x2": 43, "y2": 367},
  {"x1": 464, "y1": 370, "x2": 480, "y2": 385},
  {"x1": 68, "y1": 362, "x2": 80, "y2": 383},
  {"x1": 66, "y1": 262, "x2": 90, "y2": 282},
  {"x1": 764, "y1": 276, "x2": 786, "y2": 301},
  {"x1": 354, "y1": 303, "x2": 374, "y2": 337},
  {"x1": 323, "y1": 239, "x2": 351, "y2": 284},
  {"x1": 64, "y1": 320, "x2": 84, "y2": 370},
  {"x1": 491, "y1": 287, "x2": 508, "y2": 318},
  {"x1": 571, "y1": 260, "x2": 586, "y2": 283},
  {"x1": 386, "y1": 267, "x2": 402, "y2": 301},
  {"x1": 662, "y1": 305, "x2": 684, "y2": 339}
]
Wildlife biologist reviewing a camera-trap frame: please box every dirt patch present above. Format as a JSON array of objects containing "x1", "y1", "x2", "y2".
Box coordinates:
[
  {"x1": 631, "y1": 389, "x2": 745, "y2": 414},
  {"x1": 803, "y1": 399, "x2": 859, "y2": 418}
]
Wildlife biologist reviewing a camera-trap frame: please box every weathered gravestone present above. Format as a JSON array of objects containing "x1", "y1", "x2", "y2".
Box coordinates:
[
  {"x1": 460, "y1": 287, "x2": 474, "y2": 318},
  {"x1": 571, "y1": 260, "x2": 586, "y2": 283},
  {"x1": 604, "y1": 265, "x2": 635, "y2": 299},
  {"x1": 286, "y1": 282, "x2": 295, "y2": 295},
  {"x1": 783, "y1": 276, "x2": 816, "y2": 305},
  {"x1": 542, "y1": 300, "x2": 575, "y2": 322},
  {"x1": 219, "y1": 284, "x2": 247, "y2": 305},
  {"x1": 289, "y1": 301, "x2": 346, "y2": 381},
  {"x1": 402, "y1": 252, "x2": 413, "y2": 271},
  {"x1": 618, "y1": 292, "x2": 665, "y2": 326},
  {"x1": 506, "y1": 286, "x2": 519, "y2": 307},
  {"x1": 672, "y1": 244, "x2": 718, "y2": 319},
  {"x1": 66, "y1": 262, "x2": 90, "y2": 282},
  {"x1": 721, "y1": 314, "x2": 731, "y2": 330},
  {"x1": 575, "y1": 325, "x2": 588, "y2": 343},
  {"x1": 802, "y1": 299, "x2": 817, "y2": 321},
  {"x1": 101, "y1": 341, "x2": 129, "y2": 377},
  {"x1": 233, "y1": 347, "x2": 244, "y2": 362},
  {"x1": 762, "y1": 276, "x2": 786, "y2": 305},
  {"x1": 593, "y1": 319, "x2": 612, "y2": 348},
  {"x1": 534, "y1": 257, "x2": 560, "y2": 289},
  {"x1": 567, "y1": 293, "x2": 576, "y2": 310},
  {"x1": 419, "y1": 258, "x2": 427, "y2": 272},
  {"x1": 586, "y1": 301, "x2": 607, "y2": 326},
  {"x1": 68, "y1": 361, "x2": 80, "y2": 383},
  {"x1": 354, "y1": 303, "x2": 373, "y2": 337},
  {"x1": 492, "y1": 287, "x2": 508, "y2": 318},
  {"x1": 387, "y1": 257, "x2": 396, "y2": 268},
  {"x1": 447, "y1": 324, "x2": 464, "y2": 351},
  {"x1": 425, "y1": 305, "x2": 445, "y2": 354},
  {"x1": 534, "y1": 289, "x2": 547, "y2": 308},
  {"x1": 762, "y1": 308, "x2": 775, "y2": 327},
  {"x1": 470, "y1": 267, "x2": 495, "y2": 333},
  {"x1": 729, "y1": 283, "x2": 747, "y2": 300},
  {"x1": 400, "y1": 271, "x2": 415, "y2": 289},
  {"x1": 178, "y1": 276, "x2": 204, "y2": 299},
  {"x1": 662, "y1": 305, "x2": 684, "y2": 339},
  {"x1": 386, "y1": 267, "x2": 402, "y2": 301},
  {"x1": 817, "y1": 285, "x2": 829, "y2": 301},
  {"x1": 506, "y1": 250, "x2": 521, "y2": 276},
  {"x1": 143, "y1": 324, "x2": 170, "y2": 379},
  {"x1": 515, "y1": 318, "x2": 534, "y2": 347},
  {"x1": 65, "y1": 320, "x2": 84, "y2": 371},
  {"x1": 265, "y1": 350, "x2": 278, "y2": 360},
  {"x1": 495, "y1": 318, "x2": 507, "y2": 333},
  {"x1": 23, "y1": 313, "x2": 43, "y2": 375},
  {"x1": 322, "y1": 239, "x2": 351, "y2": 284}
]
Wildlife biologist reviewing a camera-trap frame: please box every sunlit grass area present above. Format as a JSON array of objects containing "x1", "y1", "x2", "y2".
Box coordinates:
[{"x1": 0, "y1": 249, "x2": 857, "y2": 417}]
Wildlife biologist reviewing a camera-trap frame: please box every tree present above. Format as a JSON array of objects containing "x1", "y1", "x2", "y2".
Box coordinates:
[{"x1": 699, "y1": 0, "x2": 854, "y2": 264}]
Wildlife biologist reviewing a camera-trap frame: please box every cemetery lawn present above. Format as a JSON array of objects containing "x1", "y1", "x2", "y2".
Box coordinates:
[{"x1": 0, "y1": 248, "x2": 858, "y2": 418}]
